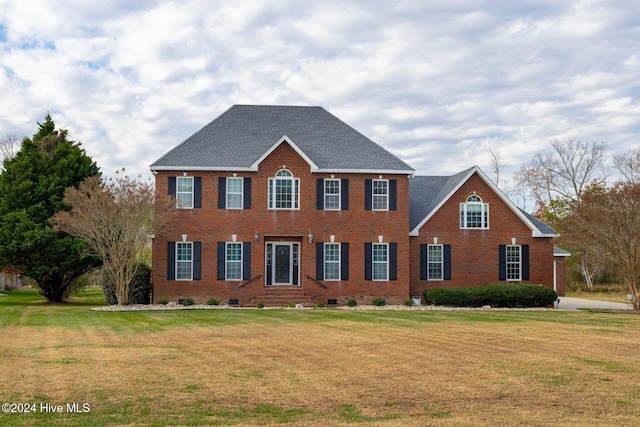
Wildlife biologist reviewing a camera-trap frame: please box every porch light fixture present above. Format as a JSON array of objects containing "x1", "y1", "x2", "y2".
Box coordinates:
[
  {"x1": 308, "y1": 230, "x2": 314, "y2": 244},
  {"x1": 254, "y1": 231, "x2": 259, "y2": 244}
]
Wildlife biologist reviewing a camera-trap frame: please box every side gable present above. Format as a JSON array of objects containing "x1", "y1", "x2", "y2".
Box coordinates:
[{"x1": 409, "y1": 166, "x2": 558, "y2": 238}]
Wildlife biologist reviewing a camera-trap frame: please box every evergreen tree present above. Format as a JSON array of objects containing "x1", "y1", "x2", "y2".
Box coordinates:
[{"x1": 0, "y1": 114, "x2": 101, "y2": 302}]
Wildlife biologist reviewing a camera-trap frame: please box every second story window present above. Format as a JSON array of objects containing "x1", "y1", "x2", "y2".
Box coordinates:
[
  {"x1": 324, "y1": 179, "x2": 340, "y2": 210},
  {"x1": 226, "y1": 177, "x2": 243, "y2": 209},
  {"x1": 372, "y1": 179, "x2": 388, "y2": 210},
  {"x1": 268, "y1": 169, "x2": 299, "y2": 210},
  {"x1": 176, "y1": 177, "x2": 194, "y2": 208},
  {"x1": 460, "y1": 194, "x2": 489, "y2": 229}
]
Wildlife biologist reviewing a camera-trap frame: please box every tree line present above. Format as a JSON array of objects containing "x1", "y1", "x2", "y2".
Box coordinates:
[{"x1": 513, "y1": 138, "x2": 640, "y2": 309}]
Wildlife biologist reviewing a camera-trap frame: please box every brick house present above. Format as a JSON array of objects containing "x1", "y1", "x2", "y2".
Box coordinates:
[{"x1": 150, "y1": 105, "x2": 564, "y2": 306}]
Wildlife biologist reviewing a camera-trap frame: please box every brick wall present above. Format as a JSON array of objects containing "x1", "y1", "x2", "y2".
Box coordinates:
[
  {"x1": 409, "y1": 172, "x2": 556, "y2": 298},
  {"x1": 153, "y1": 141, "x2": 411, "y2": 305}
]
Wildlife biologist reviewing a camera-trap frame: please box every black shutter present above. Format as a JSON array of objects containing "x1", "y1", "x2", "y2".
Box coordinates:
[
  {"x1": 243, "y1": 178, "x2": 252, "y2": 209},
  {"x1": 167, "y1": 242, "x2": 175, "y2": 280},
  {"x1": 168, "y1": 177, "x2": 176, "y2": 197},
  {"x1": 389, "y1": 242, "x2": 398, "y2": 280},
  {"x1": 316, "y1": 242, "x2": 324, "y2": 280},
  {"x1": 341, "y1": 242, "x2": 349, "y2": 280},
  {"x1": 420, "y1": 244, "x2": 428, "y2": 280},
  {"x1": 193, "y1": 242, "x2": 201, "y2": 280},
  {"x1": 364, "y1": 243, "x2": 372, "y2": 280},
  {"x1": 243, "y1": 242, "x2": 251, "y2": 280},
  {"x1": 389, "y1": 179, "x2": 397, "y2": 211},
  {"x1": 365, "y1": 179, "x2": 372, "y2": 210},
  {"x1": 522, "y1": 245, "x2": 530, "y2": 281},
  {"x1": 217, "y1": 242, "x2": 225, "y2": 280},
  {"x1": 444, "y1": 244, "x2": 452, "y2": 280},
  {"x1": 499, "y1": 245, "x2": 507, "y2": 281},
  {"x1": 218, "y1": 177, "x2": 226, "y2": 209},
  {"x1": 194, "y1": 177, "x2": 202, "y2": 209},
  {"x1": 316, "y1": 179, "x2": 324, "y2": 210},
  {"x1": 266, "y1": 243, "x2": 273, "y2": 286},
  {"x1": 341, "y1": 179, "x2": 349, "y2": 210}
]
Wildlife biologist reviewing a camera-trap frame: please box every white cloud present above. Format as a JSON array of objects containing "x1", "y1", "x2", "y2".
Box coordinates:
[{"x1": 0, "y1": 0, "x2": 638, "y2": 197}]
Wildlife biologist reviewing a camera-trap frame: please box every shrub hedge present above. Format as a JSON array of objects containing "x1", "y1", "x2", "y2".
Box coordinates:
[{"x1": 423, "y1": 284, "x2": 557, "y2": 308}]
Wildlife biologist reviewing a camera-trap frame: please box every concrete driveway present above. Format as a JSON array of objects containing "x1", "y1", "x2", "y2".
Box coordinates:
[{"x1": 556, "y1": 297, "x2": 634, "y2": 311}]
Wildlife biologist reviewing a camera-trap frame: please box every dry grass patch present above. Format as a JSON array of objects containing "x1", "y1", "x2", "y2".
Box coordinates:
[{"x1": 1, "y1": 290, "x2": 639, "y2": 425}]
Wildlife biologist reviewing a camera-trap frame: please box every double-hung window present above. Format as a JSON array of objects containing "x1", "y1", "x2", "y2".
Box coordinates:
[
  {"x1": 176, "y1": 242, "x2": 193, "y2": 280},
  {"x1": 225, "y1": 242, "x2": 242, "y2": 280},
  {"x1": 372, "y1": 179, "x2": 388, "y2": 211},
  {"x1": 372, "y1": 243, "x2": 388, "y2": 281},
  {"x1": 226, "y1": 177, "x2": 243, "y2": 209},
  {"x1": 324, "y1": 179, "x2": 340, "y2": 210},
  {"x1": 506, "y1": 245, "x2": 521, "y2": 281},
  {"x1": 427, "y1": 244, "x2": 443, "y2": 280},
  {"x1": 324, "y1": 243, "x2": 340, "y2": 280},
  {"x1": 460, "y1": 195, "x2": 489, "y2": 229},
  {"x1": 268, "y1": 169, "x2": 299, "y2": 210},
  {"x1": 176, "y1": 177, "x2": 194, "y2": 208}
]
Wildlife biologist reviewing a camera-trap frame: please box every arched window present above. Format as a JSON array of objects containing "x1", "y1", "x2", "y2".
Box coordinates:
[
  {"x1": 268, "y1": 169, "x2": 299, "y2": 209},
  {"x1": 460, "y1": 194, "x2": 489, "y2": 229}
]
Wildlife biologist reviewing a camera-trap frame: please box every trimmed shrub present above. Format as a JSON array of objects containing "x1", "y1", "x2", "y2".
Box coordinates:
[
  {"x1": 346, "y1": 298, "x2": 358, "y2": 307},
  {"x1": 207, "y1": 297, "x2": 220, "y2": 306},
  {"x1": 257, "y1": 301, "x2": 265, "y2": 309},
  {"x1": 157, "y1": 298, "x2": 169, "y2": 305},
  {"x1": 102, "y1": 264, "x2": 152, "y2": 305},
  {"x1": 288, "y1": 301, "x2": 296, "y2": 308},
  {"x1": 423, "y1": 284, "x2": 557, "y2": 308},
  {"x1": 315, "y1": 301, "x2": 325, "y2": 308},
  {"x1": 371, "y1": 298, "x2": 386, "y2": 306},
  {"x1": 403, "y1": 298, "x2": 414, "y2": 307},
  {"x1": 182, "y1": 297, "x2": 195, "y2": 306}
]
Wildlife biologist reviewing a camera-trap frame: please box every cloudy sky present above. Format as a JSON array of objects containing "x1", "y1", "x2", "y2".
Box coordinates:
[{"x1": 1, "y1": 0, "x2": 638, "y2": 202}]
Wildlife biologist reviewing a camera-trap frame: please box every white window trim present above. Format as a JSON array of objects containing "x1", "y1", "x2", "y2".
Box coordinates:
[
  {"x1": 460, "y1": 196, "x2": 489, "y2": 229},
  {"x1": 176, "y1": 241, "x2": 193, "y2": 281},
  {"x1": 268, "y1": 170, "x2": 300, "y2": 210},
  {"x1": 176, "y1": 176, "x2": 194, "y2": 209},
  {"x1": 225, "y1": 242, "x2": 243, "y2": 281},
  {"x1": 324, "y1": 179, "x2": 341, "y2": 211},
  {"x1": 427, "y1": 244, "x2": 443, "y2": 281},
  {"x1": 372, "y1": 243, "x2": 389, "y2": 281},
  {"x1": 506, "y1": 244, "x2": 522, "y2": 281},
  {"x1": 324, "y1": 242, "x2": 341, "y2": 281},
  {"x1": 372, "y1": 179, "x2": 389, "y2": 211},
  {"x1": 226, "y1": 177, "x2": 244, "y2": 209}
]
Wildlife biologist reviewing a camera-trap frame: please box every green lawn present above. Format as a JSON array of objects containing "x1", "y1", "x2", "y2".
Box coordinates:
[{"x1": 1, "y1": 287, "x2": 639, "y2": 426}]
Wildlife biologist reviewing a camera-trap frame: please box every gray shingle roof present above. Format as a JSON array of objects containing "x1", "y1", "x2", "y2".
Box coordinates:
[{"x1": 150, "y1": 105, "x2": 415, "y2": 173}]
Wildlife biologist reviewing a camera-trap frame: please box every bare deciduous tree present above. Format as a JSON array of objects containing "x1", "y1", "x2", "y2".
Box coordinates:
[
  {"x1": 613, "y1": 147, "x2": 640, "y2": 184},
  {"x1": 515, "y1": 138, "x2": 608, "y2": 212},
  {"x1": 54, "y1": 171, "x2": 176, "y2": 305},
  {"x1": 0, "y1": 133, "x2": 23, "y2": 164},
  {"x1": 516, "y1": 138, "x2": 608, "y2": 288},
  {"x1": 566, "y1": 183, "x2": 640, "y2": 309},
  {"x1": 488, "y1": 145, "x2": 506, "y2": 187}
]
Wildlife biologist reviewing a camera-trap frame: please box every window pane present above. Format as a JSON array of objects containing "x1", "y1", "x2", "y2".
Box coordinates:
[
  {"x1": 275, "y1": 178, "x2": 292, "y2": 208},
  {"x1": 427, "y1": 245, "x2": 443, "y2": 280},
  {"x1": 506, "y1": 245, "x2": 520, "y2": 280},
  {"x1": 324, "y1": 243, "x2": 340, "y2": 280},
  {"x1": 372, "y1": 244, "x2": 388, "y2": 280},
  {"x1": 176, "y1": 243, "x2": 192, "y2": 280},
  {"x1": 226, "y1": 243, "x2": 242, "y2": 280},
  {"x1": 176, "y1": 177, "x2": 193, "y2": 208},
  {"x1": 372, "y1": 180, "x2": 388, "y2": 210},
  {"x1": 325, "y1": 180, "x2": 340, "y2": 210}
]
